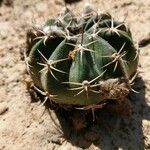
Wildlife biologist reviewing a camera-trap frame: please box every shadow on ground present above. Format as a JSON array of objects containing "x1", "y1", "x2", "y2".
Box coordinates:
[{"x1": 28, "y1": 76, "x2": 150, "y2": 150}]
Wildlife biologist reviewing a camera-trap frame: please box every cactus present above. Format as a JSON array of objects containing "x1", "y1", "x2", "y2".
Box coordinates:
[{"x1": 25, "y1": 7, "x2": 138, "y2": 107}]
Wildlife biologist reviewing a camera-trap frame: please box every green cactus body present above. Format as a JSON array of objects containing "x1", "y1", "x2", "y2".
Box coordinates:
[
  {"x1": 26, "y1": 8, "x2": 138, "y2": 106},
  {"x1": 28, "y1": 37, "x2": 64, "y2": 89}
]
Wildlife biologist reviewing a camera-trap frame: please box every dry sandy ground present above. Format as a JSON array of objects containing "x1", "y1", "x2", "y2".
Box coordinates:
[{"x1": 0, "y1": 0, "x2": 150, "y2": 149}]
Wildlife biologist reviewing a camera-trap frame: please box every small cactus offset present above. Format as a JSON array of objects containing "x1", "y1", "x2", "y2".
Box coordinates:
[{"x1": 25, "y1": 7, "x2": 138, "y2": 107}]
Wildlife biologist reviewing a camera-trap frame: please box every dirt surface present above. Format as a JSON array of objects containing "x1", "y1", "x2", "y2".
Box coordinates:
[{"x1": 0, "y1": 0, "x2": 150, "y2": 149}]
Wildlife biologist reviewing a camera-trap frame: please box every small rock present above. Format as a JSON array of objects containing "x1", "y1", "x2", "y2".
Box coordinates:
[
  {"x1": 0, "y1": 103, "x2": 9, "y2": 115},
  {"x1": 142, "y1": 120, "x2": 150, "y2": 127},
  {"x1": 64, "y1": 0, "x2": 82, "y2": 5},
  {"x1": 121, "y1": 2, "x2": 135, "y2": 7},
  {"x1": 139, "y1": 33, "x2": 150, "y2": 47}
]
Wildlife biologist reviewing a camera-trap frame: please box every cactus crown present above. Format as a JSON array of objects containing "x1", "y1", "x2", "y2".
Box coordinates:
[{"x1": 25, "y1": 7, "x2": 138, "y2": 106}]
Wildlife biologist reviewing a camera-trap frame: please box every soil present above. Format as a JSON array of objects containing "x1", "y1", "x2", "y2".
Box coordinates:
[{"x1": 0, "y1": 0, "x2": 150, "y2": 149}]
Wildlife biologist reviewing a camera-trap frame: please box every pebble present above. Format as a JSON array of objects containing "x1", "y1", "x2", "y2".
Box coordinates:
[{"x1": 0, "y1": 103, "x2": 9, "y2": 115}]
